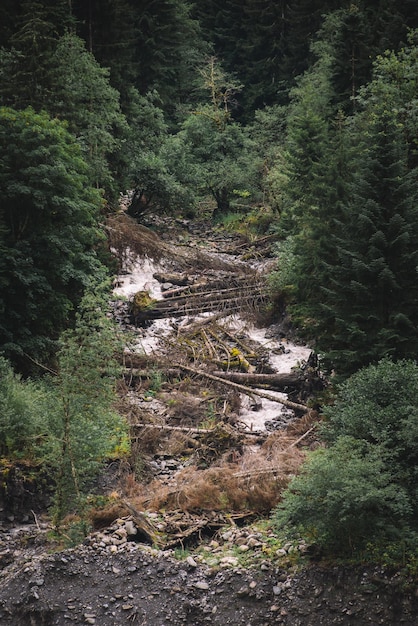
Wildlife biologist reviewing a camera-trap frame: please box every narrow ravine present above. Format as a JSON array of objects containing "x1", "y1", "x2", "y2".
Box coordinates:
[
  {"x1": 107, "y1": 213, "x2": 323, "y2": 549},
  {"x1": 1, "y1": 214, "x2": 417, "y2": 626}
]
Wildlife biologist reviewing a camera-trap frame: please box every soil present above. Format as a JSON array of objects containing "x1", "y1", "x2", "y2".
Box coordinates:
[
  {"x1": 1, "y1": 212, "x2": 417, "y2": 625},
  {"x1": 1, "y1": 524, "x2": 417, "y2": 625}
]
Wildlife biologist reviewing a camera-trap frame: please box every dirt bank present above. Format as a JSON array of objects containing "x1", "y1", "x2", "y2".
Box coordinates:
[{"x1": 1, "y1": 528, "x2": 417, "y2": 626}]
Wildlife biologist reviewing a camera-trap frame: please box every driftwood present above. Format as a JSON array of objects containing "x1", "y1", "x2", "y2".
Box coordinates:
[
  {"x1": 178, "y1": 364, "x2": 308, "y2": 413},
  {"x1": 212, "y1": 370, "x2": 303, "y2": 390},
  {"x1": 121, "y1": 499, "x2": 162, "y2": 546},
  {"x1": 130, "y1": 422, "x2": 263, "y2": 438},
  {"x1": 131, "y1": 423, "x2": 214, "y2": 435},
  {"x1": 153, "y1": 272, "x2": 192, "y2": 287},
  {"x1": 131, "y1": 273, "x2": 267, "y2": 322},
  {"x1": 233, "y1": 425, "x2": 318, "y2": 479},
  {"x1": 163, "y1": 511, "x2": 254, "y2": 549}
]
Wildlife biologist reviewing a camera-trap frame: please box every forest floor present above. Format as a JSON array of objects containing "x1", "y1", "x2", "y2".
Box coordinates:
[{"x1": 1, "y1": 211, "x2": 417, "y2": 625}]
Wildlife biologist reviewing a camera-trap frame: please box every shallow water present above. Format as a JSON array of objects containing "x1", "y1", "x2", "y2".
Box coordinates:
[{"x1": 114, "y1": 256, "x2": 311, "y2": 431}]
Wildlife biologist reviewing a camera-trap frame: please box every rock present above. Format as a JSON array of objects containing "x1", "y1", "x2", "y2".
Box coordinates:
[
  {"x1": 195, "y1": 581, "x2": 210, "y2": 590},
  {"x1": 125, "y1": 520, "x2": 137, "y2": 537},
  {"x1": 275, "y1": 548, "x2": 287, "y2": 557},
  {"x1": 219, "y1": 556, "x2": 239, "y2": 567}
]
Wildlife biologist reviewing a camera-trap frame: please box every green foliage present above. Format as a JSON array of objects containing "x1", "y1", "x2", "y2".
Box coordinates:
[
  {"x1": 177, "y1": 58, "x2": 261, "y2": 217},
  {"x1": 40, "y1": 270, "x2": 129, "y2": 528},
  {"x1": 0, "y1": 357, "x2": 47, "y2": 458},
  {"x1": 0, "y1": 273, "x2": 129, "y2": 529},
  {"x1": 357, "y1": 29, "x2": 418, "y2": 168},
  {"x1": 316, "y1": 111, "x2": 418, "y2": 376},
  {"x1": 0, "y1": 0, "x2": 73, "y2": 109},
  {"x1": 268, "y1": 238, "x2": 297, "y2": 299},
  {"x1": 0, "y1": 106, "x2": 105, "y2": 371},
  {"x1": 124, "y1": 89, "x2": 196, "y2": 216},
  {"x1": 47, "y1": 33, "x2": 128, "y2": 201},
  {"x1": 274, "y1": 436, "x2": 412, "y2": 556},
  {"x1": 275, "y1": 359, "x2": 418, "y2": 559},
  {"x1": 321, "y1": 359, "x2": 418, "y2": 490}
]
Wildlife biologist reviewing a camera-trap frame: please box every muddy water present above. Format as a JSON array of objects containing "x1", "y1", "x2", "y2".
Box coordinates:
[{"x1": 114, "y1": 257, "x2": 311, "y2": 432}]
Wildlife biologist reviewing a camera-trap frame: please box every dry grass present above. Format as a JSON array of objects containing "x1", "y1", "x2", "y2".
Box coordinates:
[
  {"x1": 130, "y1": 463, "x2": 293, "y2": 513},
  {"x1": 124, "y1": 426, "x2": 308, "y2": 515}
]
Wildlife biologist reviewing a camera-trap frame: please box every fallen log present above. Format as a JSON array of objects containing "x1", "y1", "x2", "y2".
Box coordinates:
[
  {"x1": 131, "y1": 423, "x2": 214, "y2": 434},
  {"x1": 120, "y1": 499, "x2": 162, "y2": 546},
  {"x1": 226, "y1": 233, "x2": 279, "y2": 254},
  {"x1": 133, "y1": 293, "x2": 266, "y2": 321},
  {"x1": 178, "y1": 364, "x2": 308, "y2": 413},
  {"x1": 130, "y1": 422, "x2": 263, "y2": 438},
  {"x1": 156, "y1": 283, "x2": 265, "y2": 308},
  {"x1": 153, "y1": 272, "x2": 193, "y2": 286},
  {"x1": 212, "y1": 370, "x2": 303, "y2": 390}
]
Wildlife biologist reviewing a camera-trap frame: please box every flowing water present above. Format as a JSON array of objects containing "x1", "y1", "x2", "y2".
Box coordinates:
[{"x1": 114, "y1": 256, "x2": 311, "y2": 432}]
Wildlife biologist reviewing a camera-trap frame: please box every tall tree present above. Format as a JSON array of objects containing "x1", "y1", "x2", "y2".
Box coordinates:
[
  {"x1": 318, "y1": 112, "x2": 418, "y2": 376},
  {"x1": 275, "y1": 38, "x2": 355, "y2": 329},
  {"x1": 178, "y1": 57, "x2": 260, "y2": 217},
  {"x1": 1, "y1": 0, "x2": 74, "y2": 109},
  {"x1": 72, "y1": 0, "x2": 206, "y2": 115},
  {"x1": 48, "y1": 33, "x2": 128, "y2": 202},
  {"x1": 0, "y1": 107, "x2": 106, "y2": 372}
]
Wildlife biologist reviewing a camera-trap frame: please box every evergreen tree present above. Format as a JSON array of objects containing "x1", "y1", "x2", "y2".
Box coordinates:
[
  {"x1": 73, "y1": 0, "x2": 206, "y2": 116},
  {"x1": 276, "y1": 39, "x2": 354, "y2": 328},
  {"x1": 42, "y1": 270, "x2": 128, "y2": 529},
  {"x1": 0, "y1": 107, "x2": 106, "y2": 373},
  {"x1": 48, "y1": 33, "x2": 128, "y2": 202},
  {"x1": 1, "y1": 0, "x2": 74, "y2": 109},
  {"x1": 358, "y1": 30, "x2": 418, "y2": 168},
  {"x1": 318, "y1": 112, "x2": 418, "y2": 376}
]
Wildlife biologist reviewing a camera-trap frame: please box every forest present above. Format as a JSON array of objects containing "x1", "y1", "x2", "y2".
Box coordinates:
[{"x1": 1, "y1": 0, "x2": 418, "y2": 567}]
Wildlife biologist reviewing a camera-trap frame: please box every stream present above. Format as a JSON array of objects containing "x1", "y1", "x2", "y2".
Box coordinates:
[{"x1": 114, "y1": 254, "x2": 312, "y2": 433}]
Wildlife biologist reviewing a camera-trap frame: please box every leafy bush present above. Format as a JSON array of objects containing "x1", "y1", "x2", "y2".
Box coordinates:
[
  {"x1": 0, "y1": 357, "x2": 47, "y2": 458},
  {"x1": 274, "y1": 436, "x2": 412, "y2": 555},
  {"x1": 274, "y1": 359, "x2": 418, "y2": 557},
  {"x1": 321, "y1": 359, "x2": 418, "y2": 491}
]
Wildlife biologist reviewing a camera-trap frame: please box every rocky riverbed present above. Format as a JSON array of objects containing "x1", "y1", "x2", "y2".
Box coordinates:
[
  {"x1": 1, "y1": 518, "x2": 417, "y2": 625},
  {"x1": 1, "y1": 213, "x2": 417, "y2": 625}
]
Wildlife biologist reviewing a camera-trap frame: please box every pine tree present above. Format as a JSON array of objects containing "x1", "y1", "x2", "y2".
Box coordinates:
[
  {"x1": 318, "y1": 112, "x2": 418, "y2": 376},
  {"x1": 72, "y1": 0, "x2": 206, "y2": 115},
  {"x1": 1, "y1": 0, "x2": 74, "y2": 108},
  {"x1": 0, "y1": 107, "x2": 105, "y2": 372},
  {"x1": 47, "y1": 33, "x2": 128, "y2": 201}
]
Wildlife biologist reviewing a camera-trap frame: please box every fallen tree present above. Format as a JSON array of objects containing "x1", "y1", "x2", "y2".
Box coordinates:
[{"x1": 178, "y1": 364, "x2": 309, "y2": 413}]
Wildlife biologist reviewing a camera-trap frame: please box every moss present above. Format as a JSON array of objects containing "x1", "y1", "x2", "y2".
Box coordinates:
[{"x1": 131, "y1": 290, "x2": 157, "y2": 315}]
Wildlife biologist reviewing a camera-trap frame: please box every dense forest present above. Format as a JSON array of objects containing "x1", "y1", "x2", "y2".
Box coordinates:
[{"x1": 1, "y1": 0, "x2": 418, "y2": 565}]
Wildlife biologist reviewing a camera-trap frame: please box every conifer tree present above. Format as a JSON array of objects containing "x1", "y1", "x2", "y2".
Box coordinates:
[
  {"x1": 318, "y1": 112, "x2": 418, "y2": 376},
  {"x1": 0, "y1": 107, "x2": 105, "y2": 372}
]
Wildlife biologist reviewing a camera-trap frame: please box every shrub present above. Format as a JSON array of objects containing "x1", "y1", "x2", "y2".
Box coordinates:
[
  {"x1": 321, "y1": 358, "x2": 418, "y2": 492},
  {"x1": 274, "y1": 436, "x2": 412, "y2": 555},
  {"x1": 274, "y1": 359, "x2": 418, "y2": 558},
  {"x1": 0, "y1": 357, "x2": 47, "y2": 458}
]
